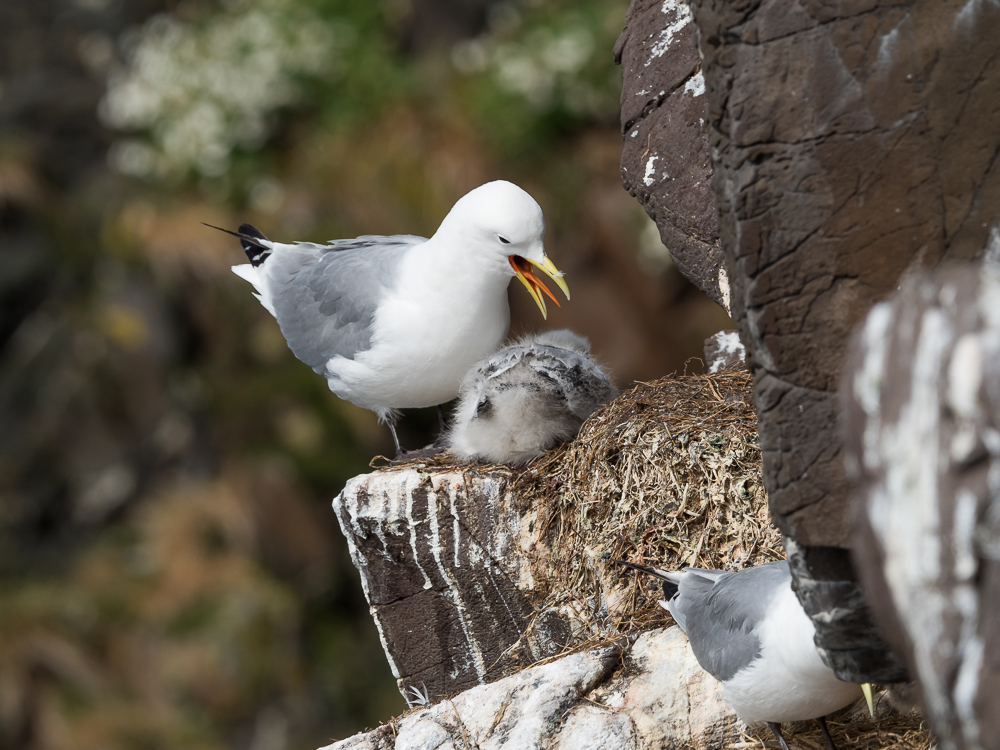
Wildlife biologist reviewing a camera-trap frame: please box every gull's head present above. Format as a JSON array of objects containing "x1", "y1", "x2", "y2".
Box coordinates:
[{"x1": 442, "y1": 180, "x2": 570, "y2": 319}]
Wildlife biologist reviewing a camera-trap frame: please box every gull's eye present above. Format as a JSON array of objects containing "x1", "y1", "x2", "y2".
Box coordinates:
[{"x1": 497, "y1": 235, "x2": 511, "y2": 245}]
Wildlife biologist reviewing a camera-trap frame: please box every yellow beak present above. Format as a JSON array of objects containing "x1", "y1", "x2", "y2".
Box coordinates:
[
  {"x1": 861, "y1": 682, "x2": 875, "y2": 716},
  {"x1": 508, "y1": 255, "x2": 571, "y2": 320}
]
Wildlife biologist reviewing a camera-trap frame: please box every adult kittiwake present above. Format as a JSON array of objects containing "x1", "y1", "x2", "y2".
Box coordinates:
[{"x1": 212, "y1": 180, "x2": 570, "y2": 455}]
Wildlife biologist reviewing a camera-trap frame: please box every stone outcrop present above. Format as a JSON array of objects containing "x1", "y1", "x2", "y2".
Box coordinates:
[
  {"x1": 320, "y1": 628, "x2": 738, "y2": 750},
  {"x1": 333, "y1": 468, "x2": 536, "y2": 700},
  {"x1": 843, "y1": 263, "x2": 1000, "y2": 750},
  {"x1": 617, "y1": 0, "x2": 1000, "y2": 682}
]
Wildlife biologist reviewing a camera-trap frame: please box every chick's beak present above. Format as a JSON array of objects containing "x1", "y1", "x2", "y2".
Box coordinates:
[{"x1": 508, "y1": 255, "x2": 571, "y2": 319}]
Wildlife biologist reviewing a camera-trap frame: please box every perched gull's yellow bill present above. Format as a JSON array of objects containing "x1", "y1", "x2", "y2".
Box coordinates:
[
  {"x1": 509, "y1": 255, "x2": 570, "y2": 319},
  {"x1": 862, "y1": 683, "x2": 875, "y2": 716}
]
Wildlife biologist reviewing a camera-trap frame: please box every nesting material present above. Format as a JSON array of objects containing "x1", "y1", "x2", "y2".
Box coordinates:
[
  {"x1": 509, "y1": 366, "x2": 782, "y2": 642},
  {"x1": 446, "y1": 330, "x2": 617, "y2": 465}
]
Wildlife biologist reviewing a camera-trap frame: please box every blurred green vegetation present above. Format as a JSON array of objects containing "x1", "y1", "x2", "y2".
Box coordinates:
[{"x1": 0, "y1": 0, "x2": 732, "y2": 748}]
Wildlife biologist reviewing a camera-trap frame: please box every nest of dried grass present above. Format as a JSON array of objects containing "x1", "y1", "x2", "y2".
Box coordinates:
[{"x1": 508, "y1": 365, "x2": 782, "y2": 641}]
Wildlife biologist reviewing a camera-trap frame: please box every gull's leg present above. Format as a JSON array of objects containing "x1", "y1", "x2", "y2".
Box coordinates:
[
  {"x1": 767, "y1": 722, "x2": 793, "y2": 750},
  {"x1": 815, "y1": 716, "x2": 837, "y2": 750},
  {"x1": 387, "y1": 418, "x2": 405, "y2": 458}
]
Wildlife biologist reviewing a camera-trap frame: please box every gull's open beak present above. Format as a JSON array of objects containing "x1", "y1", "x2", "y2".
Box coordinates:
[
  {"x1": 508, "y1": 255, "x2": 571, "y2": 320},
  {"x1": 861, "y1": 683, "x2": 875, "y2": 716}
]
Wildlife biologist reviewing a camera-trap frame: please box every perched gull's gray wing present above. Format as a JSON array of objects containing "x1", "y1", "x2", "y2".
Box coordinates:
[
  {"x1": 670, "y1": 561, "x2": 791, "y2": 682},
  {"x1": 265, "y1": 235, "x2": 424, "y2": 373}
]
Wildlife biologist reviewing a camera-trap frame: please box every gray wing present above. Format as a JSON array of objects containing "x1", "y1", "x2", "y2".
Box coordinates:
[
  {"x1": 266, "y1": 234, "x2": 425, "y2": 372},
  {"x1": 670, "y1": 560, "x2": 791, "y2": 682}
]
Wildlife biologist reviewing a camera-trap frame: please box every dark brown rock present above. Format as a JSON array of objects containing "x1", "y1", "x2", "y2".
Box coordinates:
[
  {"x1": 615, "y1": 0, "x2": 724, "y2": 309},
  {"x1": 332, "y1": 469, "x2": 538, "y2": 701},
  {"x1": 843, "y1": 264, "x2": 1000, "y2": 750},
  {"x1": 656, "y1": 0, "x2": 1000, "y2": 680}
]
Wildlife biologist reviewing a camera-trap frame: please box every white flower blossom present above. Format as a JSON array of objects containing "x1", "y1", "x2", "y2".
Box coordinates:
[{"x1": 100, "y1": 0, "x2": 339, "y2": 179}]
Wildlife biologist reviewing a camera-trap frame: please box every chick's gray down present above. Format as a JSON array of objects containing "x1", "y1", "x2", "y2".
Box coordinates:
[{"x1": 446, "y1": 329, "x2": 617, "y2": 465}]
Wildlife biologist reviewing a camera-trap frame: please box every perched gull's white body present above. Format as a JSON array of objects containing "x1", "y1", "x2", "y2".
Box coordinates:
[
  {"x1": 225, "y1": 181, "x2": 569, "y2": 453},
  {"x1": 617, "y1": 559, "x2": 864, "y2": 750},
  {"x1": 446, "y1": 329, "x2": 617, "y2": 465}
]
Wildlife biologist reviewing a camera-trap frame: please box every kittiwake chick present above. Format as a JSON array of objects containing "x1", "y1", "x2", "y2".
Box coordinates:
[{"x1": 446, "y1": 329, "x2": 617, "y2": 465}]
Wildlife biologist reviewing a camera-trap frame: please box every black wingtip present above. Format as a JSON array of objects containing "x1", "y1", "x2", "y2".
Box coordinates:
[
  {"x1": 661, "y1": 579, "x2": 679, "y2": 601},
  {"x1": 611, "y1": 558, "x2": 679, "y2": 600},
  {"x1": 237, "y1": 223, "x2": 267, "y2": 241},
  {"x1": 203, "y1": 222, "x2": 272, "y2": 267},
  {"x1": 610, "y1": 558, "x2": 658, "y2": 576}
]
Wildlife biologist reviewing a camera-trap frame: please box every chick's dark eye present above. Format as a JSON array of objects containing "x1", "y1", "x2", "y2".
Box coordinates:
[{"x1": 498, "y1": 236, "x2": 510, "y2": 244}]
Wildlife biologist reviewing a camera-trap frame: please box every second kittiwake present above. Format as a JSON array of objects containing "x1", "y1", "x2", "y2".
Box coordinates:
[{"x1": 615, "y1": 558, "x2": 874, "y2": 750}]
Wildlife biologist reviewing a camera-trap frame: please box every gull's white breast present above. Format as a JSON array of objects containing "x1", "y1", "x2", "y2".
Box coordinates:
[
  {"x1": 324, "y1": 243, "x2": 512, "y2": 412},
  {"x1": 722, "y1": 583, "x2": 863, "y2": 725}
]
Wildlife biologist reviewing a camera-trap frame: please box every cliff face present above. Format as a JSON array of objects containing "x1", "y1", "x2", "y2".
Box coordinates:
[{"x1": 617, "y1": 0, "x2": 1000, "y2": 683}]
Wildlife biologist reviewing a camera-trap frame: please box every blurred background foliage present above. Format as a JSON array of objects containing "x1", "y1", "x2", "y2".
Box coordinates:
[{"x1": 0, "y1": 0, "x2": 732, "y2": 748}]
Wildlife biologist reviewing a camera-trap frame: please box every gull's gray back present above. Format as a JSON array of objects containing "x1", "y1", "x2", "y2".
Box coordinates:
[
  {"x1": 265, "y1": 235, "x2": 423, "y2": 373},
  {"x1": 668, "y1": 560, "x2": 791, "y2": 682}
]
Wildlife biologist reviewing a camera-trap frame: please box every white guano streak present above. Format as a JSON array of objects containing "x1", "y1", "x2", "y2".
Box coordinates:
[
  {"x1": 425, "y1": 485, "x2": 488, "y2": 681},
  {"x1": 949, "y1": 324, "x2": 985, "y2": 747},
  {"x1": 684, "y1": 71, "x2": 705, "y2": 97},
  {"x1": 855, "y1": 301, "x2": 894, "y2": 472},
  {"x1": 878, "y1": 307, "x2": 950, "y2": 722},
  {"x1": 643, "y1": 155, "x2": 659, "y2": 187},
  {"x1": 648, "y1": 0, "x2": 693, "y2": 66},
  {"x1": 954, "y1": 0, "x2": 998, "y2": 29},
  {"x1": 450, "y1": 484, "x2": 462, "y2": 570},
  {"x1": 717, "y1": 265, "x2": 731, "y2": 315},
  {"x1": 405, "y1": 478, "x2": 434, "y2": 590},
  {"x1": 333, "y1": 478, "x2": 403, "y2": 679},
  {"x1": 952, "y1": 486, "x2": 983, "y2": 747}
]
